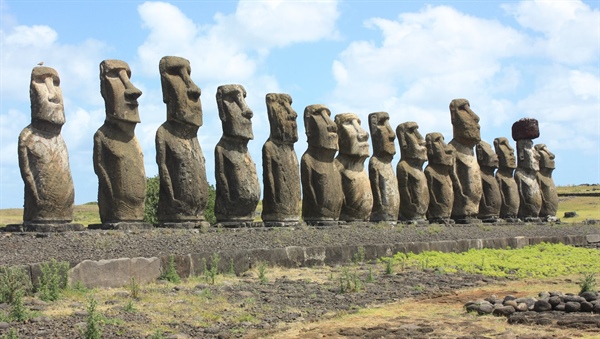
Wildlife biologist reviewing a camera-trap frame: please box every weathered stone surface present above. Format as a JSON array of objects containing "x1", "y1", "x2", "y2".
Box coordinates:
[
  {"x1": 448, "y1": 99, "x2": 482, "y2": 223},
  {"x1": 564, "y1": 301, "x2": 581, "y2": 313},
  {"x1": 424, "y1": 132, "x2": 454, "y2": 223},
  {"x1": 493, "y1": 305, "x2": 516, "y2": 317},
  {"x1": 512, "y1": 118, "x2": 539, "y2": 141},
  {"x1": 368, "y1": 112, "x2": 399, "y2": 222},
  {"x1": 261, "y1": 93, "x2": 301, "y2": 224},
  {"x1": 535, "y1": 144, "x2": 558, "y2": 221},
  {"x1": 533, "y1": 299, "x2": 552, "y2": 312},
  {"x1": 476, "y1": 141, "x2": 501, "y2": 222},
  {"x1": 68, "y1": 257, "x2": 161, "y2": 289},
  {"x1": 214, "y1": 84, "x2": 260, "y2": 223},
  {"x1": 494, "y1": 137, "x2": 520, "y2": 221},
  {"x1": 94, "y1": 60, "x2": 146, "y2": 224},
  {"x1": 301, "y1": 105, "x2": 343, "y2": 224},
  {"x1": 19, "y1": 66, "x2": 75, "y2": 226},
  {"x1": 156, "y1": 56, "x2": 209, "y2": 226},
  {"x1": 335, "y1": 113, "x2": 373, "y2": 221},
  {"x1": 397, "y1": 122, "x2": 429, "y2": 223},
  {"x1": 515, "y1": 138, "x2": 542, "y2": 221}
]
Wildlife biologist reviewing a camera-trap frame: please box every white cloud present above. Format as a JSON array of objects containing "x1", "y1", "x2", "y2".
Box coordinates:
[
  {"x1": 136, "y1": 0, "x2": 339, "y2": 82},
  {"x1": 502, "y1": 0, "x2": 600, "y2": 65}
]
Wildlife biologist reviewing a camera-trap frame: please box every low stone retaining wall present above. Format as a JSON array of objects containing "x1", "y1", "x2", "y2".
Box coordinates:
[{"x1": 14, "y1": 234, "x2": 600, "y2": 289}]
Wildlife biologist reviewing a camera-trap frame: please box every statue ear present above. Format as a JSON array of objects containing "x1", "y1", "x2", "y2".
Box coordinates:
[{"x1": 216, "y1": 88, "x2": 226, "y2": 122}]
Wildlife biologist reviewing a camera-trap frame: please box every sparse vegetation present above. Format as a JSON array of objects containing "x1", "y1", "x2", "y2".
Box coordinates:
[
  {"x1": 579, "y1": 272, "x2": 597, "y2": 294},
  {"x1": 129, "y1": 277, "x2": 141, "y2": 299},
  {"x1": 203, "y1": 252, "x2": 220, "y2": 285},
  {"x1": 9, "y1": 290, "x2": 29, "y2": 322},
  {"x1": 159, "y1": 255, "x2": 181, "y2": 283},
  {"x1": 84, "y1": 296, "x2": 102, "y2": 339},
  {"x1": 37, "y1": 259, "x2": 70, "y2": 302},
  {"x1": 257, "y1": 262, "x2": 268, "y2": 283},
  {"x1": 0, "y1": 266, "x2": 31, "y2": 304}
]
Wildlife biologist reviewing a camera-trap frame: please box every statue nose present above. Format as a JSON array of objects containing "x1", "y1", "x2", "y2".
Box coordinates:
[{"x1": 125, "y1": 87, "x2": 142, "y2": 100}]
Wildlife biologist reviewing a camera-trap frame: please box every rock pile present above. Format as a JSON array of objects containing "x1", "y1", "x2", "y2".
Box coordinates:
[{"x1": 465, "y1": 291, "x2": 600, "y2": 317}]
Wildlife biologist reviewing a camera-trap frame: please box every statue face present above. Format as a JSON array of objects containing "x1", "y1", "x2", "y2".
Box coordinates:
[
  {"x1": 450, "y1": 98, "x2": 481, "y2": 147},
  {"x1": 266, "y1": 93, "x2": 298, "y2": 144},
  {"x1": 160, "y1": 56, "x2": 202, "y2": 127},
  {"x1": 368, "y1": 112, "x2": 396, "y2": 157},
  {"x1": 426, "y1": 132, "x2": 453, "y2": 166},
  {"x1": 517, "y1": 139, "x2": 540, "y2": 171},
  {"x1": 100, "y1": 60, "x2": 142, "y2": 123},
  {"x1": 335, "y1": 113, "x2": 369, "y2": 157},
  {"x1": 304, "y1": 104, "x2": 338, "y2": 151},
  {"x1": 535, "y1": 144, "x2": 555, "y2": 170},
  {"x1": 494, "y1": 137, "x2": 517, "y2": 169},
  {"x1": 30, "y1": 67, "x2": 65, "y2": 126},
  {"x1": 217, "y1": 84, "x2": 254, "y2": 140},
  {"x1": 397, "y1": 122, "x2": 427, "y2": 161},
  {"x1": 476, "y1": 140, "x2": 499, "y2": 168}
]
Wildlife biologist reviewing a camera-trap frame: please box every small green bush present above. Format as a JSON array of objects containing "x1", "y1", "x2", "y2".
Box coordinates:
[
  {"x1": 579, "y1": 272, "x2": 597, "y2": 294},
  {"x1": 37, "y1": 259, "x2": 69, "y2": 302},
  {"x1": 9, "y1": 290, "x2": 28, "y2": 323},
  {"x1": 0, "y1": 266, "x2": 31, "y2": 304},
  {"x1": 159, "y1": 255, "x2": 181, "y2": 283},
  {"x1": 84, "y1": 296, "x2": 102, "y2": 339}
]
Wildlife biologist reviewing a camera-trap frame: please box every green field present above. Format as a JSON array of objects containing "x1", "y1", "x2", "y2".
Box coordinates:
[{"x1": 1, "y1": 184, "x2": 598, "y2": 227}]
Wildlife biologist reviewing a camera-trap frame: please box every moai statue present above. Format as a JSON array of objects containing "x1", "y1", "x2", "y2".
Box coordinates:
[
  {"x1": 214, "y1": 84, "x2": 260, "y2": 226},
  {"x1": 424, "y1": 132, "x2": 454, "y2": 224},
  {"x1": 261, "y1": 93, "x2": 301, "y2": 226},
  {"x1": 301, "y1": 104, "x2": 343, "y2": 225},
  {"x1": 476, "y1": 141, "x2": 502, "y2": 223},
  {"x1": 155, "y1": 56, "x2": 209, "y2": 228},
  {"x1": 368, "y1": 112, "x2": 400, "y2": 224},
  {"x1": 93, "y1": 60, "x2": 149, "y2": 229},
  {"x1": 334, "y1": 113, "x2": 373, "y2": 222},
  {"x1": 396, "y1": 122, "x2": 429, "y2": 224},
  {"x1": 535, "y1": 144, "x2": 559, "y2": 222},
  {"x1": 493, "y1": 137, "x2": 520, "y2": 222},
  {"x1": 17, "y1": 66, "x2": 82, "y2": 232},
  {"x1": 448, "y1": 99, "x2": 482, "y2": 224},
  {"x1": 512, "y1": 118, "x2": 542, "y2": 222}
]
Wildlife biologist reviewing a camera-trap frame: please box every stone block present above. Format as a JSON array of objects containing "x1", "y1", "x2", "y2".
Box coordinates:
[
  {"x1": 586, "y1": 234, "x2": 600, "y2": 244},
  {"x1": 303, "y1": 247, "x2": 326, "y2": 266},
  {"x1": 512, "y1": 118, "x2": 539, "y2": 141},
  {"x1": 508, "y1": 236, "x2": 529, "y2": 249},
  {"x1": 405, "y1": 242, "x2": 430, "y2": 254},
  {"x1": 68, "y1": 257, "x2": 161, "y2": 289},
  {"x1": 324, "y1": 245, "x2": 358, "y2": 265},
  {"x1": 160, "y1": 254, "x2": 192, "y2": 279},
  {"x1": 429, "y1": 240, "x2": 456, "y2": 253}
]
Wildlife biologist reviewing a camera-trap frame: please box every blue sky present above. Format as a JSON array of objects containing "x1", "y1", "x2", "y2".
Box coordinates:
[{"x1": 1, "y1": 0, "x2": 598, "y2": 209}]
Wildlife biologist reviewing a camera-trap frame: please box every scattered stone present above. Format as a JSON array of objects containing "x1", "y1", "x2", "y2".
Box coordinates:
[
  {"x1": 580, "y1": 291, "x2": 597, "y2": 302},
  {"x1": 493, "y1": 305, "x2": 515, "y2": 317},
  {"x1": 533, "y1": 300, "x2": 552, "y2": 312},
  {"x1": 563, "y1": 211, "x2": 577, "y2": 218},
  {"x1": 580, "y1": 301, "x2": 594, "y2": 312}
]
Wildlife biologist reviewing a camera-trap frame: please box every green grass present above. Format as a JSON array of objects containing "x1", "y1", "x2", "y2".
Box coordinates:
[
  {"x1": 390, "y1": 242, "x2": 600, "y2": 279},
  {"x1": 556, "y1": 184, "x2": 600, "y2": 195},
  {"x1": 557, "y1": 196, "x2": 600, "y2": 223}
]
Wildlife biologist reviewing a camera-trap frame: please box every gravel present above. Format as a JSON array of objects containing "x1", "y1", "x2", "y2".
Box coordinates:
[{"x1": 1, "y1": 222, "x2": 598, "y2": 267}]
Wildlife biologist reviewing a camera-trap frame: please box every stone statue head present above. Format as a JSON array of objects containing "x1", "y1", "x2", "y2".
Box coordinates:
[
  {"x1": 304, "y1": 104, "x2": 338, "y2": 151},
  {"x1": 493, "y1": 137, "x2": 517, "y2": 170},
  {"x1": 516, "y1": 139, "x2": 540, "y2": 171},
  {"x1": 426, "y1": 132, "x2": 453, "y2": 166},
  {"x1": 335, "y1": 113, "x2": 369, "y2": 157},
  {"x1": 30, "y1": 66, "x2": 65, "y2": 127},
  {"x1": 397, "y1": 121, "x2": 427, "y2": 162},
  {"x1": 216, "y1": 84, "x2": 254, "y2": 141},
  {"x1": 534, "y1": 144, "x2": 555, "y2": 170},
  {"x1": 449, "y1": 98, "x2": 480, "y2": 147},
  {"x1": 100, "y1": 59, "x2": 142, "y2": 124},
  {"x1": 368, "y1": 112, "x2": 396, "y2": 158},
  {"x1": 266, "y1": 93, "x2": 298, "y2": 144},
  {"x1": 159, "y1": 56, "x2": 202, "y2": 127},
  {"x1": 476, "y1": 140, "x2": 499, "y2": 169}
]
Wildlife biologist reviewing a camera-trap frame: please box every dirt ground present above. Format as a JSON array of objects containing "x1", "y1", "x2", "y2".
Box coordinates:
[{"x1": 2, "y1": 263, "x2": 599, "y2": 338}]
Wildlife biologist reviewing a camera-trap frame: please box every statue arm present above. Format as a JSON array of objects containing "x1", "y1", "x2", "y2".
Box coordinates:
[
  {"x1": 18, "y1": 134, "x2": 39, "y2": 204},
  {"x1": 301, "y1": 159, "x2": 317, "y2": 207},
  {"x1": 155, "y1": 133, "x2": 180, "y2": 209},
  {"x1": 369, "y1": 163, "x2": 383, "y2": 208},
  {"x1": 93, "y1": 133, "x2": 113, "y2": 198},
  {"x1": 425, "y1": 171, "x2": 437, "y2": 206},
  {"x1": 215, "y1": 147, "x2": 230, "y2": 204},
  {"x1": 450, "y1": 163, "x2": 466, "y2": 201},
  {"x1": 263, "y1": 146, "x2": 278, "y2": 203}
]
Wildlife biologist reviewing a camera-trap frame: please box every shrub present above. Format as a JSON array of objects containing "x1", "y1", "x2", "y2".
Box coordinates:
[
  {"x1": 579, "y1": 272, "x2": 597, "y2": 294},
  {"x1": 37, "y1": 259, "x2": 69, "y2": 302},
  {"x1": 159, "y1": 255, "x2": 181, "y2": 283},
  {"x1": 0, "y1": 266, "x2": 31, "y2": 304},
  {"x1": 84, "y1": 296, "x2": 102, "y2": 339}
]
